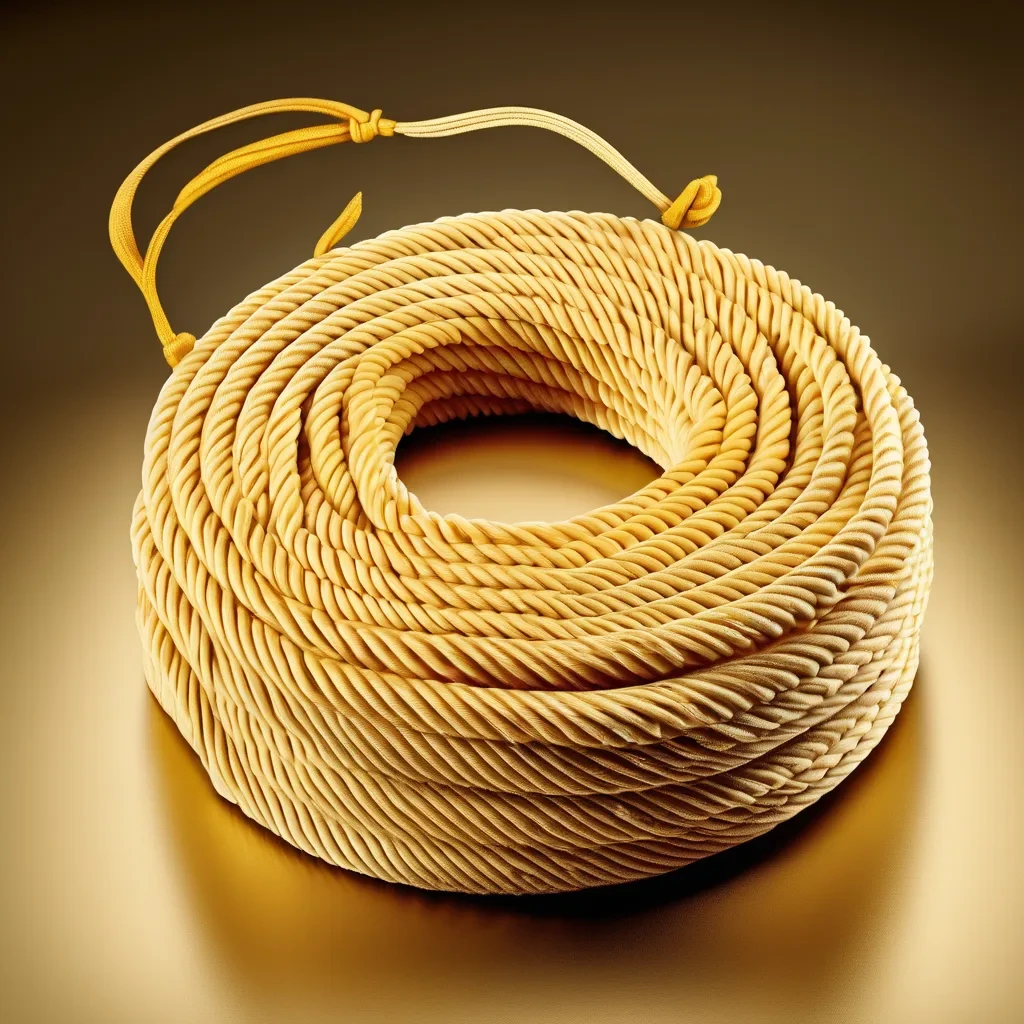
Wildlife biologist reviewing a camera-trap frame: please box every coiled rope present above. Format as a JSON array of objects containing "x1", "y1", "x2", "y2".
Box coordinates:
[{"x1": 111, "y1": 99, "x2": 932, "y2": 895}]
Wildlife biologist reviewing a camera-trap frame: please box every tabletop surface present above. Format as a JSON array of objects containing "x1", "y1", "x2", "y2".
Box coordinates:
[{"x1": 1, "y1": 4, "x2": 1021, "y2": 1023}]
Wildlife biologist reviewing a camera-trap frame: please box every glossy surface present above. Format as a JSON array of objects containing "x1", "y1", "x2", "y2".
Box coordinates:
[{"x1": 1, "y1": 3, "x2": 1021, "y2": 1022}]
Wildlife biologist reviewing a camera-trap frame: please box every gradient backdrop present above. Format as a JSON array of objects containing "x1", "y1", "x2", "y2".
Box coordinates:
[{"x1": 1, "y1": 2, "x2": 1022, "y2": 1022}]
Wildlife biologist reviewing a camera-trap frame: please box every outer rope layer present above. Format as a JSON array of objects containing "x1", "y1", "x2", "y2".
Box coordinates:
[{"x1": 117, "y1": 101, "x2": 932, "y2": 896}]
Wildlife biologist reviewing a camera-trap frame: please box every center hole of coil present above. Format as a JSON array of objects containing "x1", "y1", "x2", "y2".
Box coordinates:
[{"x1": 394, "y1": 412, "x2": 662, "y2": 523}]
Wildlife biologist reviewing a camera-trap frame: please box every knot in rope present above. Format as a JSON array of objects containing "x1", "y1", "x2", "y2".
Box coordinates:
[
  {"x1": 163, "y1": 331, "x2": 196, "y2": 368},
  {"x1": 348, "y1": 108, "x2": 392, "y2": 143},
  {"x1": 661, "y1": 174, "x2": 722, "y2": 230}
]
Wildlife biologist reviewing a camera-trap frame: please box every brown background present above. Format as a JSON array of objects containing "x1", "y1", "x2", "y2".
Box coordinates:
[{"x1": 1, "y1": 2, "x2": 1022, "y2": 1022}]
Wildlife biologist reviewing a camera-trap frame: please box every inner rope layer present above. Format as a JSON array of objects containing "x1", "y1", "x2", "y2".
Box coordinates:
[{"x1": 113, "y1": 98, "x2": 932, "y2": 895}]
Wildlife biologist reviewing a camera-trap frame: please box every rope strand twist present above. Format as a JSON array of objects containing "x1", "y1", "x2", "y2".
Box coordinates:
[{"x1": 111, "y1": 97, "x2": 932, "y2": 895}]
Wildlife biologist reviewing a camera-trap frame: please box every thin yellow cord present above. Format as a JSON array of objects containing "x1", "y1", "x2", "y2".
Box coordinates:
[{"x1": 109, "y1": 100, "x2": 720, "y2": 367}]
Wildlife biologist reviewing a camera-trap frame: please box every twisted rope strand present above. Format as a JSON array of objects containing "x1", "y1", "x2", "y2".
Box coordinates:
[{"x1": 115, "y1": 99, "x2": 931, "y2": 894}]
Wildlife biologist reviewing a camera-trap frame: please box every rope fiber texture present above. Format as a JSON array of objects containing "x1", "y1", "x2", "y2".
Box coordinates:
[{"x1": 113, "y1": 99, "x2": 932, "y2": 895}]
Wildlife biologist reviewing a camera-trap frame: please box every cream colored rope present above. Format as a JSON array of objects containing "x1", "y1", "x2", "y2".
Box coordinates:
[{"x1": 114, "y1": 99, "x2": 932, "y2": 895}]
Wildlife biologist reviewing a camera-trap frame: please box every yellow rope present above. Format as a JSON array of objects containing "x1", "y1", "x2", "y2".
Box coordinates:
[{"x1": 114, "y1": 98, "x2": 932, "y2": 895}]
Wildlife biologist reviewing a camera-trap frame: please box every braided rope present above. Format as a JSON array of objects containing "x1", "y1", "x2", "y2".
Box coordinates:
[{"x1": 115, "y1": 100, "x2": 932, "y2": 895}]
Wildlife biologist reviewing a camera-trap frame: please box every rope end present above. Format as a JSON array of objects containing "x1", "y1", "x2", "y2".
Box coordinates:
[
  {"x1": 163, "y1": 331, "x2": 196, "y2": 368},
  {"x1": 661, "y1": 175, "x2": 721, "y2": 231},
  {"x1": 314, "y1": 191, "x2": 363, "y2": 257}
]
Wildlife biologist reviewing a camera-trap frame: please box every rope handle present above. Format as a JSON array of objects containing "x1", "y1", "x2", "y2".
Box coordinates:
[{"x1": 108, "y1": 98, "x2": 722, "y2": 368}]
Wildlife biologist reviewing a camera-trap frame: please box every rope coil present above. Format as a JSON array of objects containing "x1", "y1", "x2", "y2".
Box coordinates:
[{"x1": 114, "y1": 98, "x2": 932, "y2": 895}]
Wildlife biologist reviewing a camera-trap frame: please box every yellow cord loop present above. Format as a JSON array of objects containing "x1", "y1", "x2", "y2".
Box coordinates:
[{"x1": 109, "y1": 100, "x2": 720, "y2": 369}]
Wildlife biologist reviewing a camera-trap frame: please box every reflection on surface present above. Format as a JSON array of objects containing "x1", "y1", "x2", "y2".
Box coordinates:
[
  {"x1": 147, "y1": 414, "x2": 924, "y2": 1024},
  {"x1": 395, "y1": 412, "x2": 664, "y2": 523}
]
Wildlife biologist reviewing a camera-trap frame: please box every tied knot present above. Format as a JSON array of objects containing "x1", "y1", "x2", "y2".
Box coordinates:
[
  {"x1": 661, "y1": 174, "x2": 721, "y2": 230},
  {"x1": 163, "y1": 331, "x2": 196, "y2": 368},
  {"x1": 348, "y1": 108, "x2": 394, "y2": 144}
]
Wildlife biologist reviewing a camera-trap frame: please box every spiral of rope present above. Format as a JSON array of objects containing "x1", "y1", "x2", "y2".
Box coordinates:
[{"x1": 113, "y1": 99, "x2": 932, "y2": 895}]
